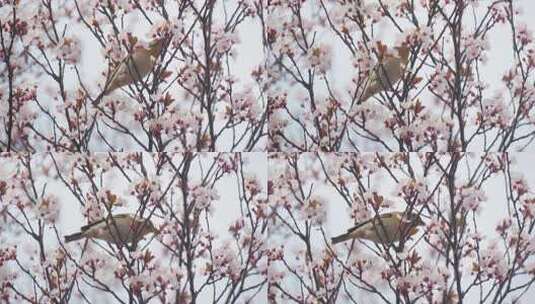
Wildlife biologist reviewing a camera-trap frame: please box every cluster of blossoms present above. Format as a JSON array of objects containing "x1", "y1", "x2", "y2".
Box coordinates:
[
  {"x1": 426, "y1": 217, "x2": 451, "y2": 250},
  {"x1": 511, "y1": 174, "x2": 530, "y2": 197},
  {"x1": 54, "y1": 37, "x2": 82, "y2": 64},
  {"x1": 394, "y1": 110, "x2": 453, "y2": 149},
  {"x1": 482, "y1": 153, "x2": 507, "y2": 173},
  {"x1": 215, "y1": 154, "x2": 238, "y2": 173},
  {"x1": 0, "y1": 246, "x2": 17, "y2": 301},
  {"x1": 299, "y1": 195, "x2": 327, "y2": 225},
  {"x1": 428, "y1": 66, "x2": 454, "y2": 100},
  {"x1": 244, "y1": 174, "x2": 262, "y2": 197},
  {"x1": 0, "y1": 87, "x2": 37, "y2": 149},
  {"x1": 213, "y1": 27, "x2": 241, "y2": 54},
  {"x1": 146, "y1": 106, "x2": 203, "y2": 147},
  {"x1": 189, "y1": 184, "x2": 220, "y2": 210},
  {"x1": 516, "y1": 23, "x2": 533, "y2": 46},
  {"x1": 520, "y1": 196, "x2": 535, "y2": 218},
  {"x1": 209, "y1": 242, "x2": 242, "y2": 282},
  {"x1": 393, "y1": 261, "x2": 449, "y2": 301},
  {"x1": 266, "y1": 246, "x2": 285, "y2": 301},
  {"x1": 96, "y1": 189, "x2": 126, "y2": 208},
  {"x1": 401, "y1": 25, "x2": 434, "y2": 51},
  {"x1": 35, "y1": 194, "x2": 61, "y2": 223},
  {"x1": 103, "y1": 34, "x2": 127, "y2": 63},
  {"x1": 129, "y1": 177, "x2": 163, "y2": 205},
  {"x1": 462, "y1": 34, "x2": 490, "y2": 62},
  {"x1": 489, "y1": 2, "x2": 511, "y2": 23},
  {"x1": 148, "y1": 19, "x2": 185, "y2": 46},
  {"x1": 222, "y1": 87, "x2": 263, "y2": 122},
  {"x1": 268, "y1": 111, "x2": 289, "y2": 137},
  {"x1": 396, "y1": 178, "x2": 430, "y2": 204},
  {"x1": 472, "y1": 241, "x2": 508, "y2": 282},
  {"x1": 349, "y1": 198, "x2": 372, "y2": 222},
  {"x1": 82, "y1": 194, "x2": 106, "y2": 222},
  {"x1": 456, "y1": 185, "x2": 487, "y2": 212},
  {"x1": 477, "y1": 93, "x2": 512, "y2": 129},
  {"x1": 115, "y1": 250, "x2": 179, "y2": 298},
  {"x1": 306, "y1": 44, "x2": 332, "y2": 73}
]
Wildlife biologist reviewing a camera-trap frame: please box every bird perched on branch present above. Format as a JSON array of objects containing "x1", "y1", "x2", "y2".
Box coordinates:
[
  {"x1": 331, "y1": 211, "x2": 424, "y2": 245},
  {"x1": 102, "y1": 38, "x2": 166, "y2": 96},
  {"x1": 360, "y1": 45, "x2": 410, "y2": 101},
  {"x1": 64, "y1": 213, "x2": 158, "y2": 245}
]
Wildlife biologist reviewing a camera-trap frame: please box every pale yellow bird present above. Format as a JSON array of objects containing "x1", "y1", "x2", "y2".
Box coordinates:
[
  {"x1": 102, "y1": 38, "x2": 166, "y2": 95},
  {"x1": 360, "y1": 45, "x2": 410, "y2": 101},
  {"x1": 331, "y1": 211, "x2": 424, "y2": 244},
  {"x1": 64, "y1": 213, "x2": 158, "y2": 245}
]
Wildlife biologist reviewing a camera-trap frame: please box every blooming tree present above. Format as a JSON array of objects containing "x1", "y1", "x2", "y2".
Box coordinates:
[
  {"x1": 268, "y1": 152, "x2": 535, "y2": 303},
  {"x1": 2, "y1": 0, "x2": 535, "y2": 303},
  {"x1": 0, "y1": 152, "x2": 268, "y2": 303},
  {"x1": 0, "y1": 0, "x2": 266, "y2": 152},
  {"x1": 261, "y1": 0, "x2": 535, "y2": 151}
]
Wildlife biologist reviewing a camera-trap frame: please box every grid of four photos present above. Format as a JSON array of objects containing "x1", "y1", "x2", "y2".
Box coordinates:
[{"x1": 1, "y1": 1, "x2": 535, "y2": 303}]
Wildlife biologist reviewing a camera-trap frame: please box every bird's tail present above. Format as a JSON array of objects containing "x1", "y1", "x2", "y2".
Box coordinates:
[
  {"x1": 331, "y1": 233, "x2": 352, "y2": 244},
  {"x1": 64, "y1": 232, "x2": 84, "y2": 243}
]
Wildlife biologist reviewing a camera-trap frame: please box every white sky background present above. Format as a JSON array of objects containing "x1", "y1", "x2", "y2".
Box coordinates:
[{"x1": 268, "y1": 152, "x2": 535, "y2": 303}]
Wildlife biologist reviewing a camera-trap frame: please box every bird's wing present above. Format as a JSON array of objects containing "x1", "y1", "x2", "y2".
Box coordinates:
[
  {"x1": 376, "y1": 212, "x2": 401, "y2": 224},
  {"x1": 346, "y1": 212, "x2": 399, "y2": 233},
  {"x1": 360, "y1": 62, "x2": 384, "y2": 99},
  {"x1": 111, "y1": 61, "x2": 128, "y2": 79},
  {"x1": 80, "y1": 214, "x2": 131, "y2": 231},
  {"x1": 376, "y1": 58, "x2": 397, "y2": 85},
  {"x1": 366, "y1": 65, "x2": 380, "y2": 86},
  {"x1": 80, "y1": 218, "x2": 106, "y2": 231},
  {"x1": 346, "y1": 218, "x2": 373, "y2": 233},
  {"x1": 104, "y1": 58, "x2": 130, "y2": 91},
  {"x1": 106, "y1": 50, "x2": 149, "y2": 86}
]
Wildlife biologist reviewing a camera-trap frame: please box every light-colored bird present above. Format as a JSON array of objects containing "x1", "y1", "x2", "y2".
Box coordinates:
[
  {"x1": 331, "y1": 211, "x2": 424, "y2": 244},
  {"x1": 64, "y1": 213, "x2": 158, "y2": 245},
  {"x1": 102, "y1": 38, "x2": 166, "y2": 95},
  {"x1": 360, "y1": 45, "x2": 410, "y2": 101}
]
